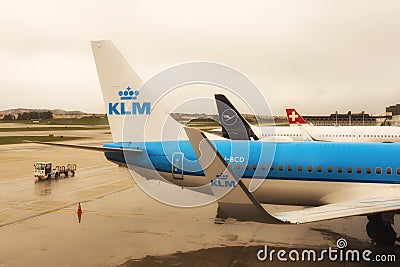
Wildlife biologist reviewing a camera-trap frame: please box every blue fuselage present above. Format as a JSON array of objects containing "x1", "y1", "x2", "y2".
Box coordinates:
[{"x1": 104, "y1": 140, "x2": 400, "y2": 184}]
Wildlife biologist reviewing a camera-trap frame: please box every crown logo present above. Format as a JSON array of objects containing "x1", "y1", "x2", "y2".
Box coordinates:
[
  {"x1": 216, "y1": 173, "x2": 228, "y2": 180},
  {"x1": 118, "y1": 86, "x2": 139, "y2": 100}
]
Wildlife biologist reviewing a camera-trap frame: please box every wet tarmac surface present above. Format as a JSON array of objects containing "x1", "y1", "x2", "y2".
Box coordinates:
[
  {"x1": 0, "y1": 134, "x2": 399, "y2": 266},
  {"x1": 121, "y1": 245, "x2": 400, "y2": 267}
]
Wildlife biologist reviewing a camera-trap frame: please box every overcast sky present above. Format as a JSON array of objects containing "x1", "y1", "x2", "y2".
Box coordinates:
[{"x1": 0, "y1": 0, "x2": 399, "y2": 115}]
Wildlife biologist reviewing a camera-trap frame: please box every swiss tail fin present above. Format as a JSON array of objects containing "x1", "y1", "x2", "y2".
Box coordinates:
[
  {"x1": 214, "y1": 94, "x2": 259, "y2": 140},
  {"x1": 285, "y1": 108, "x2": 307, "y2": 125}
]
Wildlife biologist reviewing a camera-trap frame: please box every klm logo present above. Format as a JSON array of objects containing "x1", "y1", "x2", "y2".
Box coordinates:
[
  {"x1": 210, "y1": 173, "x2": 236, "y2": 188},
  {"x1": 108, "y1": 86, "x2": 151, "y2": 115}
]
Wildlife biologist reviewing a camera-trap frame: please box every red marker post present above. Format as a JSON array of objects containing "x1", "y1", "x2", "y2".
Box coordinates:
[{"x1": 77, "y1": 203, "x2": 83, "y2": 223}]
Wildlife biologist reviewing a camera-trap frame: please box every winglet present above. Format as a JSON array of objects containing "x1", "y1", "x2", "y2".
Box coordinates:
[
  {"x1": 286, "y1": 108, "x2": 307, "y2": 125},
  {"x1": 297, "y1": 124, "x2": 326, "y2": 142},
  {"x1": 297, "y1": 124, "x2": 314, "y2": 142},
  {"x1": 184, "y1": 126, "x2": 284, "y2": 224}
]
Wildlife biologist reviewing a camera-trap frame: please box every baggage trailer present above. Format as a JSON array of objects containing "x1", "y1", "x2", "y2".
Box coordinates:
[{"x1": 34, "y1": 162, "x2": 77, "y2": 180}]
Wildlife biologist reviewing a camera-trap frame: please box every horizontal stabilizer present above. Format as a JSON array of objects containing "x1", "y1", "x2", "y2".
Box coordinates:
[{"x1": 32, "y1": 142, "x2": 142, "y2": 153}]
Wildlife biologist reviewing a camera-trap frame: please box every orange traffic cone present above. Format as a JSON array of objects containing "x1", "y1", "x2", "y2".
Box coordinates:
[{"x1": 77, "y1": 203, "x2": 83, "y2": 223}]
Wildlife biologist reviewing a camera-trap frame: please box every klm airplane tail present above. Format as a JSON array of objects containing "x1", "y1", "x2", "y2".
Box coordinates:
[
  {"x1": 91, "y1": 40, "x2": 147, "y2": 142},
  {"x1": 91, "y1": 40, "x2": 224, "y2": 142},
  {"x1": 91, "y1": 40, "x2": 186, "y2": 142}
]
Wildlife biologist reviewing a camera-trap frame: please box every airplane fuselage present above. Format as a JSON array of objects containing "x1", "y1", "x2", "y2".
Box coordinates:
[
  {"x1": 260, "y1": 125, "x2": 400, "y2": 142},
  {"x1": 104, "y1": 140, "x2": 400, "y2": 206}
]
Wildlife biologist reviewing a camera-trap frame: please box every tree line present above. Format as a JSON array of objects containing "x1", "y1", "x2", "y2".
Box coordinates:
[{"x1": 2, "y1": 111, "x2": 53, "y2": 120}]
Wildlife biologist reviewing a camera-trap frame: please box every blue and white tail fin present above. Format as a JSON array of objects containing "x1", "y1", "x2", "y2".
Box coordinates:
[
  {"x1": 91, "y1": 40, "x2": 223, "y2": 142},
  {"x1": 91, "y1": 40, "x2": 148, "y2": 142},
  {"x1": 91, "y1": 40, "x2": 186, "y2": 142}
]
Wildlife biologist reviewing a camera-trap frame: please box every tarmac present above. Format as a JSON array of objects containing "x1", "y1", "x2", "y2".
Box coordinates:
[{"x1": 0, "y1": 126, "x2": 399, "y2": 266}]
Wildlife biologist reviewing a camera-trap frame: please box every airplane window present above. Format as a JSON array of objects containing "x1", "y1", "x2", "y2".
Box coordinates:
[
  {"x1": 278, "y1": 165, "x2": 283, "y2": 171},
  {"x1": 327, "y1": 166, "x2": 332, "y2": 173},
  {"x1": 270, "y1": 164, "x2": 275, "y2": 171},
  {"x1": 288, "y1": 165, "x2": 293, "y2": 172},
  {"x1": 236, "y1": 164, "x2": 241, "y2": 170},
  {"x1": 261, "y1": 164, "x2": 266, "y2": 170},
  {"x1": 376, "y1": 167, "x2": 382, "y2": 175},
  {"x1": 397, "y1": 168, "x2": 400, "y2": 175},
  {"x1": 386, "y1": 167, "x2": 392, "y2": 175},
  {"x1": 297, "y1": 165, "x2": 303, "y2": 172},
  {"x1": 245, "y1": 164, "x2": 249, "y2": 170},
  {"x1": 317, "y1": 166, "x2": 322, "y2": 172},
  {"x1": 308, "y1": 166, "x2": 313, "y2": 172},
  {"x1": 356, "y1": 167, "x2": 362, "y2": 174},
  {"x1": 347, "y1": 167, "x2": 352, "y2": 173},
  {"x1": 252, "y1": 164, "x2": 257, "y2": 170},
  {"x1": 366, "y1": 167, "x2": 372, "y2": 174},
  {"x1": 337, "y1": 166, "x2": 343, "y2": 173}
]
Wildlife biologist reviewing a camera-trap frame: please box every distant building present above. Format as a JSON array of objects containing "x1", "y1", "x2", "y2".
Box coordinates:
[
  {"x1": 303, "y1": 111, "x2": 391, "y2": 126},
  {"x1": 386, "y1": 104, "x2": 400, "y2": 116}
]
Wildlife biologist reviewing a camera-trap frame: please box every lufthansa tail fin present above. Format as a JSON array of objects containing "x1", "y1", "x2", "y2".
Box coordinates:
[
  {"x1": 215, "y1": 94, "x2": 259, "y2": 140},
  {"x1": 286, "y1": 108, "x2": 307, "y2": 125}
]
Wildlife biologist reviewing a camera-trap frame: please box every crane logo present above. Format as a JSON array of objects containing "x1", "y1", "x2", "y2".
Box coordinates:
[
  {"x1": 108, "y1": 86, "x2": 151, "y2": 115},
  {"x1": 222, "y1": 109, "x2": 238, "y2": 126}
]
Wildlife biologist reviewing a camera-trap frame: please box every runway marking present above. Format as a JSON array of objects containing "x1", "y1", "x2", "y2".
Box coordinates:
[
  {"x1": 0, "y1": 178, "x2": 134, "y2": 227},
  {"x1": 0, "y1": 177, "x2": 129, "y2": 212},
  {"x1": 49, "y1": 208, "x2": 215, "y2": 223}
]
